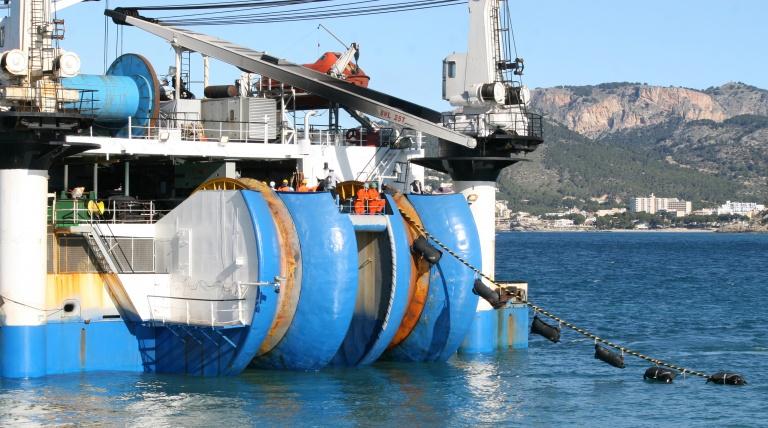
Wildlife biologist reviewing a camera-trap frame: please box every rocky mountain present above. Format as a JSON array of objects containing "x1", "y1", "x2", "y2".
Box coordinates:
[
  {"x1": 530, "y1": 81, "x2": 768, "y2": 138},
  {"x1": 498, "y1": 82, "x2": 768, "y2": 212}
]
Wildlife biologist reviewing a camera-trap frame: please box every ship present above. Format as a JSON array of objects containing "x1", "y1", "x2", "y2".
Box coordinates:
[{"x1": 0, "y1": 0, "x2": 542, "y2": 378}]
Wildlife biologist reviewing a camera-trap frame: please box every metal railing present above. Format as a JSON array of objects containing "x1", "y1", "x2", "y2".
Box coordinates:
[
  {"x1": 89, "y1": 112, "x2": 417, "y2": 149},
  {"x1": 338, "y1": 197, "x2": 389, "y2": 215},
  {"x1": 442, "y1": 111, "x2": 543, "y2": 140},
  {"x1": 50, "y1": 198, "x2": 170, "y2": 226},
  {"x1": 146, "y1": 295, "x2": 247, "y2": 328},
  {"x1": 145, "y1": 280, "x2": 274, "y2": 327},
  {"x1": 2, "y1": 86, "x2": 98, "y2": 114}
]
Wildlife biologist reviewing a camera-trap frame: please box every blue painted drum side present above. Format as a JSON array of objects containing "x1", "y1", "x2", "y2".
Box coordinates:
[
  {"x1": 386, "y1": 194, "x2": 481, "y2": 362},
  {"x1": 252, "y1": 192, "x2": 358, "y2": 370}
]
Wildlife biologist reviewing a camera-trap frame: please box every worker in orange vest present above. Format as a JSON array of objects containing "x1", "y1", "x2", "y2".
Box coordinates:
[
  {"x1": 367, "y1": 181, "x2": 384, "y2": 214},
  {"x1": 297, "y1": 178, "x2": 312, "y2": 192},
  {"x1": 354, "y1": 182, "x2": 369, "y2": 214}
]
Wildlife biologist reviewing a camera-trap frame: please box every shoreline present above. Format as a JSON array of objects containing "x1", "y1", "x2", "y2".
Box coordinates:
[{"x1": 497, "y1": 228, "x2": 724, "y2": 233}]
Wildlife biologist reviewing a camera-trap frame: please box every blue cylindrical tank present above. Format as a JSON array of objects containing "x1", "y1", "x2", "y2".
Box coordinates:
[
  {"x1": 60, "y1": 54, "x2": 159, "y2": 138},
  {"x1": 60, "y1": 74, "x2": 141, "y2": 122}
]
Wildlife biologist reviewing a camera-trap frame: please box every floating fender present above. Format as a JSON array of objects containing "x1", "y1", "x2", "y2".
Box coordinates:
[
  {"x1": 530, "y1": 315, "x2": 560, "y2": 343},
  {"x1": 412, "y1": 236, "x2": 442, "y2": 265},
  {"x1": 251, "y1": 192, "x2": 358, "y2": 370},
  {"x1": 643, "y1": 367, "x2": 677, "y2": 383},
  {"x1": 472, "y1": 278, "x2": 502, "y2": 308},
  {"x1": 707, "y1": 372, "x2": 747, "y2": 385},
  {"x1": 594, "y1": 344, "x2": 625, "y2": 369},
  {"x1": 385, "y1": 194, "x2": 481, "y2": 362}
]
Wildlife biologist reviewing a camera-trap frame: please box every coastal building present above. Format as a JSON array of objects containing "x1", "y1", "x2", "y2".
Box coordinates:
[
  {"x1": 596, "y1": 208, "x2": 627, "y2": 217},
  {"x1": 716, "y1": 201, "x2": 766, "y2": 218},
  {"x1": 630, "y1": 194, "x2": 692, "y2": 217},
  {"x1": 692, "y1": 208, "x2": 716, "y2": 216},
  {"x1": 551, "y1": 218, "x2": 575, "y2": 228},
  {"x1": 495, "y1": 200, "x2": 512, "y2": 230}
]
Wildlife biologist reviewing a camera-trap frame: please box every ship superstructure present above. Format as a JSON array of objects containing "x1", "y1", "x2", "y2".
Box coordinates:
[{"x1": 0, "y1": 0, "x2": 541, "y2": 377}]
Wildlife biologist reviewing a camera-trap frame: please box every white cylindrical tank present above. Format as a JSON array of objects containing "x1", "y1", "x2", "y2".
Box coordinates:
[
  {"x1": 454, "y1": 180, "x2": 497, "y2": 311},
  {"x1": 0, "y1": 169, "x2": 49, "y2": 377},
  {"x1": 54, "y1": 51, "x2": 81, "y2": 78},
  {"x1": 0, "y1": 49, "x2": 29, "y2": 77}
]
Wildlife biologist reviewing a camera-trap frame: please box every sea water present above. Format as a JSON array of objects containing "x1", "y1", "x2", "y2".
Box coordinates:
[{"x1": 1, "y1": 232, "x2": 766, "y2": 426}]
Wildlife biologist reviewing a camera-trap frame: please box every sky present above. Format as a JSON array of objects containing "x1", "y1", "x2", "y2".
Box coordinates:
[{"x1": 49, "y1": 0, "x2": 768, "y2": 112}]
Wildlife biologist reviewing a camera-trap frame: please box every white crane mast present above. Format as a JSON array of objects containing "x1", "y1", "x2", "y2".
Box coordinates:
[{"x1": 442, "y1": 0, "x2": 530, "y2": 136}]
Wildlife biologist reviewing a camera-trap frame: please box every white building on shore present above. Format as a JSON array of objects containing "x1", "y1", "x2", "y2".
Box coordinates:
[
  {"x1": 716, "y1": 201, "x2": 766, "y2": 218},
  {"x1": 630, "y1": 194, "x2": 692, "y2": 217}
]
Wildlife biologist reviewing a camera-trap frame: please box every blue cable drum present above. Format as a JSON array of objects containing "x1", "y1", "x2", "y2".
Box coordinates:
[
  {"x1": 329, "y1": 194, "x2": 412, "y2": 367},
  {"x1": 251, "y1": 192, "x2": 358, "y2": 370},
  {"x1": 385, "y1": 193, "x2": 481, "y2": 362},
  {"x1": 61, "y1": 54, "x2": 159, "y2": 138}
]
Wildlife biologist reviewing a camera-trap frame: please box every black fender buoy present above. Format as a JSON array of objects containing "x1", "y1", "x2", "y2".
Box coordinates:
[
  {"x1": 707, "y1": 372, "x2": 747, "y2": 385},
  {"x1": 643, "y1": 366, "x2": 676, "y2": 383},
  {"x1": 594, "y1": 344, "x2": 625, "y2": 368},
  {"x1": 412, "y1": 236, "x2": 442, "y2": 265},
  {"x1": 472, "y1": 279, "x2": 503, "y2": 308},
  {"x1": 530, "y1": 316, "x2": 560, "y2": 343}
]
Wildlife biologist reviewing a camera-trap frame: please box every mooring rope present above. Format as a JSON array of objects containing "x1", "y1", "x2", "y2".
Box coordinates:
[{"x1": 397, "y1": 207, "x2": 710, "y2": 379}]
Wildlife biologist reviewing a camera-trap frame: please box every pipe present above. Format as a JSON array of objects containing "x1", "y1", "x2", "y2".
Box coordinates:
[
  {"x1": 203, "y1": 85, "x2": 237, "y2": 99},
  {"x1": 302, "y1": 111, "x2": 315, "y2": 141},
  {"x1": 124, "y1": 161, "x2": 130, "y2": 196},
  {"x1": 174, "y1": 47, "x2": 181, "y2": 101},
  {"x1": 202, "y1": 54, "x2": 209, "y2": 93},
  {"x1": 93, "y1": 163, "x2": 98, "y2": 199}
]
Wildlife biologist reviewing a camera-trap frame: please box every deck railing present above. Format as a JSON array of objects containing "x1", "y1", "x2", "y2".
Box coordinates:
[
  {"x1": 49, "y1": 197, "x2": 171, "y2": 226},
  {"x1": 90, "y1": 114, "x2": 416, "y2": 148}
]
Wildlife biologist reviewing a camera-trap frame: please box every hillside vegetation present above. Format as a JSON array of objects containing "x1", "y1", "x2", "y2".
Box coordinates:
[{"x1": 495, "y1": 82, "x2": 768, "y2": 212}]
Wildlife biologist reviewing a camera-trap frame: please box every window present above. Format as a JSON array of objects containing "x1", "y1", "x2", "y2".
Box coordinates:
[{"x1": 447, "y1": 61, "x2": 456, "y2": 78}]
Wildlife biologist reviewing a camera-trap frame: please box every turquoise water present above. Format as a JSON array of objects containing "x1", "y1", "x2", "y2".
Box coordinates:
[{"x1": 1, "y1": 232, "x2": 766, "y2": 426}]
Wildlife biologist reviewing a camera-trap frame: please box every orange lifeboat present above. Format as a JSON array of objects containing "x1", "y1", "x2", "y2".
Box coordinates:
[
  {"x1": 256, "y1": 51, "x2": 370, "y2": 109},
  {"x1": 302, "y1": 51, "x2": 370, "y2": 88}
]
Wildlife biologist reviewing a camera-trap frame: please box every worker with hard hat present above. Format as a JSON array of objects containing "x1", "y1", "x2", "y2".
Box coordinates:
[
  {"x1": 367, "y1": 181, "x2": 384, "y2": 214},
  {"x1": 277, "y1": 179, "x2": 293, "y2": 191},
  {"x1": 354, "y1": 182, "x2": 369, "y2": 214}
]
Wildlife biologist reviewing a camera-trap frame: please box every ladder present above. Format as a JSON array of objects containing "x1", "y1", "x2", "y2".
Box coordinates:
[
  {"x1": 181, "y1": 49, "x2": 192, "y2": 90},
  {"x1": 490, "y1": 0, "x2": 507, "y2": 84},
  {"x1": 27, "y1": 0, "x2": 55, "y2": 76},
  {"x1": 83, "y1": 224, "x2": 134, "y2": 274}
]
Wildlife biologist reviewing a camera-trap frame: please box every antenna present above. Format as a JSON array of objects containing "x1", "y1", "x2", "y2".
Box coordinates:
[{"x1": 317, "y1": 24, "x2": 348, "y2": 50}]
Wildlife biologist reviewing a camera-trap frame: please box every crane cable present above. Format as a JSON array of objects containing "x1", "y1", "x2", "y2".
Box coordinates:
[
  {"x1": 125, "y1": 0, "x2": 465, "y2": 26},
  {"x1": 396, "y1": 206, "x2": 712, "y2": 379}
]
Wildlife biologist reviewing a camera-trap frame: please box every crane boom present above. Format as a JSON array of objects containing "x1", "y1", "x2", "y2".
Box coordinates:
[{"x1": 105, "y1": 9, "x2": 476, "y2": 148}]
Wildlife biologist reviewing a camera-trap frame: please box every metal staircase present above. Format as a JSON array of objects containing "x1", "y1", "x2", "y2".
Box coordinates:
[
  {"x1": 355, "y1": 146, "x2": 401, "y2": 183},
  {"x1": 83, "y1": 225, "x2": 122, "y2": 274},
  {"x1": 82, "y1": 223, "x2": 137, "y2": 274}
]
